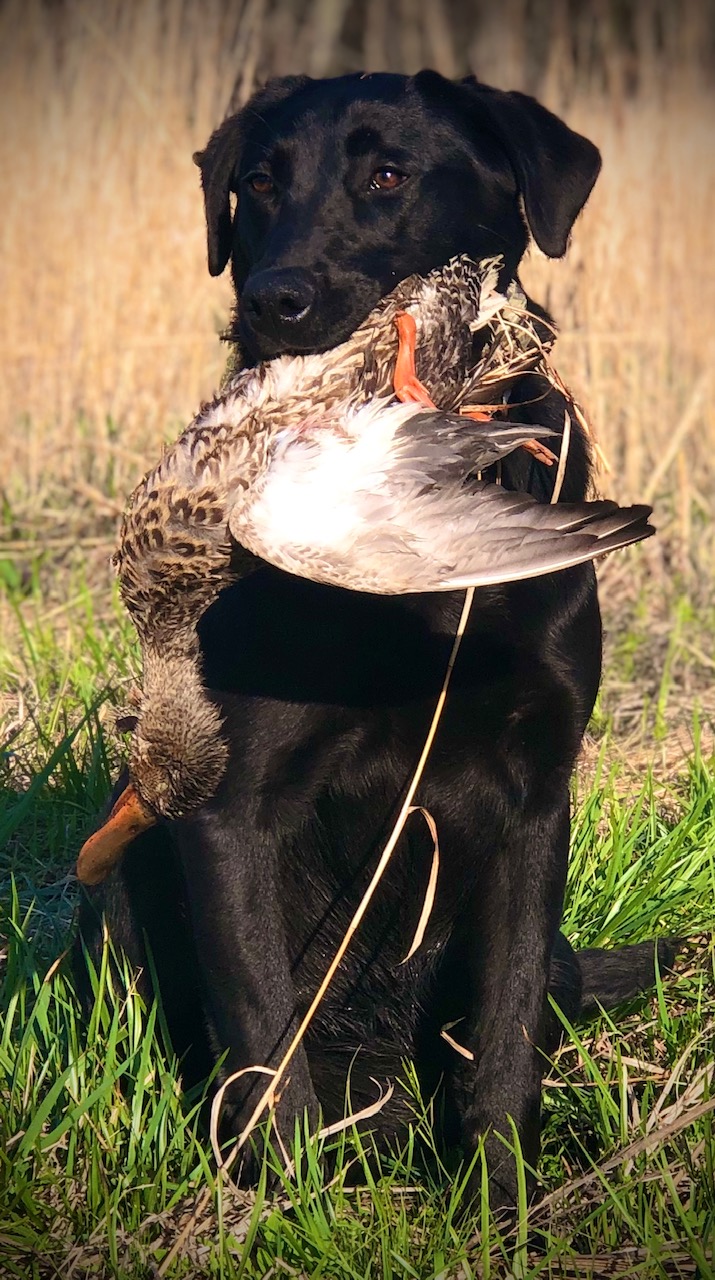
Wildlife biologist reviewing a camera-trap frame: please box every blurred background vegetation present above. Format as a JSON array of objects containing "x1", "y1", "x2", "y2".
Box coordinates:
[{"x1": 1, "y1": 0, "x2": 714, "y2": 763}]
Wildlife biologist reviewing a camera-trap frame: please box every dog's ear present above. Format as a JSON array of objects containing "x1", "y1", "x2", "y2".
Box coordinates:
[
  {"x1": 194, "y1": 76, "x2": 311, "y2": 278},
  {"x1": 458, "y1": 77, "x2": 601, "y2": 258},
  {"x1": 193, "y1": 115, "x2": 243, "y2": 277}
]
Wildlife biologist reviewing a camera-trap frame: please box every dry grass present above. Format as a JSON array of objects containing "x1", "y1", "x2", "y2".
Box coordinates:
[
  {"x1": 1, "y1": 0, "x2": 713, "y2": 765},
  {"x1": 1, "y1": 0, "x2": 714, "y2": 735},
  {"x1": 1, "y1": 0, "x2": 714, "y2": 543}
]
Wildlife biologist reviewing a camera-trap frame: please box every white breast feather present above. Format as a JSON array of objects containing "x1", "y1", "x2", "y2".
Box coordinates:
[{"x1": 243, "y1": 400, "x2": 421, "y2": 556}]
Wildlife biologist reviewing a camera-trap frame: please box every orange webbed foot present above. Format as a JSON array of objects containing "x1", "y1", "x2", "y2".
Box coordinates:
[
  {"x1": 460, "y1": 406, "x2": 557, "y2": 466},
  {"x1": 393, "y1": 313, "x2": 437, "y2": 409},
  {"x1": 519, "y1": 438, "x2": 558, "y2": 466},
  {"x1": 460, "y1": 405, "x2": 496, "y2": 423}
]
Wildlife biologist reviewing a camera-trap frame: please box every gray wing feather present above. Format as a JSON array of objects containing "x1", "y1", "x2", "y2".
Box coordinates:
[
  {"x1": 426, "y1": 487, "x2": 654, "y2": 589},
  {"x1": 231, "y1": 405, "x2": 653, "y2": 595},
  {"x1": 339, "y1": 481, "x2": 653, "y2": 592},
  {"x1": 392, "y1": 410, "x2": 557, "y2": 479}
]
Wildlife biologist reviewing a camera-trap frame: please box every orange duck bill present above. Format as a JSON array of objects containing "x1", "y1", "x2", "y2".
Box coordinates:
[{"x1": 76, "y1": 783, "x2": 157, "y2": 886}]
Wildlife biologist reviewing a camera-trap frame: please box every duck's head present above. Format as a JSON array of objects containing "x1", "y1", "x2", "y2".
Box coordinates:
[
  {"x1": 128, "y1": 648, "x2": 229, "y2": 819},
  {"x1": 367, "y1": 255, "x2": 506, "y2": 358},
  {"x1": 76, "y1": 650, "x2": 229, "y2": 885}
]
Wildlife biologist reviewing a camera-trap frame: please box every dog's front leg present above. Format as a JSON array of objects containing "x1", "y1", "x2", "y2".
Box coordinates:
[
  {"x1": 450, "y1": 793, "x2": 570, "y2": 1214},
  {"x1": 177, "y1": 809, "x2": 320, "y2": 1182}
]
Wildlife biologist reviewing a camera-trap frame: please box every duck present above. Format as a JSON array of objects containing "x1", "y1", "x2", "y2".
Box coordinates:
[{"x1": 76, "y1": 255, "x2": 654, "y2": 885}]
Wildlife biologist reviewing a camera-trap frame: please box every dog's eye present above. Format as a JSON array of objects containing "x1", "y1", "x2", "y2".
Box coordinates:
[
  {"x1": 370, "y1": 167, "x2": 407, "y2": 192},
  {"x1": 247, "y1": 173, "x2": 275, "y2": 195}
]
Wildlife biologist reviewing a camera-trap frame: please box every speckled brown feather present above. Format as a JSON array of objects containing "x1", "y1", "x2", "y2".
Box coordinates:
[
  {"x1": 118, "y1": 264, "x2": 450, "y2": 638},
  {"x1": 115, "y1": 256, "x2": 541, "y2": 652},
  {"x1": 111, "y1": 255, "x2": 620, "y2": 825},
  {"x1": 113, "y1": 255, "x2": 531, "y2": 820}
]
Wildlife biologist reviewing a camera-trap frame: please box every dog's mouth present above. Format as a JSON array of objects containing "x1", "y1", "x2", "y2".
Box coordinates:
[
  {"x1": 232, "y1": 269, "x2": 389, "y2": 363},
  {"x1": 234, "y1": 311, "x2": 366, "y2": 363},
  {"x1": 231, "y1": 316, "x2": 341, "y2": 362}
]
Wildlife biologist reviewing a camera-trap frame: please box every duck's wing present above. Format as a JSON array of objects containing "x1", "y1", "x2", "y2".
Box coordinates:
[
  {"x1": 386, "y1": 409, "x2": 653, "y2": 587},
  {"x1": 388, "y1": 408, "x2": 558, "y2": 478},
  {"x1": 416, "y1": 485, "x2": 653, "y2": 591},
  {"x1": 304, "y1": 483, "x2": 654, "y2": 595},
  {"x1": 230, "y1": 401, "x2": 653, "y2": 595}
]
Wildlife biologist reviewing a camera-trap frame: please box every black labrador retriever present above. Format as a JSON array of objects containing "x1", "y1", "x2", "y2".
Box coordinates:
[{"x1": 76, "y1": 71, "x2": 671, "y2": 1210}]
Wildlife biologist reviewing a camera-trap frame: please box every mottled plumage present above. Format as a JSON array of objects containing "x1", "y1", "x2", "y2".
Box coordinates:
[
  {"x1": 115, "y1": 256, "x2": 537, "y2": 648},
  {"x1": 76, "y1": 256, "x2": 652, "y2": 884}
]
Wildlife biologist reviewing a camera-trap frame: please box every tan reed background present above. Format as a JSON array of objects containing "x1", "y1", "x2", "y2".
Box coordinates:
[{"x1": 1, "y1": 0, "x2": 714, "y2": 580}]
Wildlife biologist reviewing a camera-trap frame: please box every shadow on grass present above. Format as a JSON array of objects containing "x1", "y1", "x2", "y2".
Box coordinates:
[{"x1": 0, "y1": 705, "x2": 117, "y2": 955}]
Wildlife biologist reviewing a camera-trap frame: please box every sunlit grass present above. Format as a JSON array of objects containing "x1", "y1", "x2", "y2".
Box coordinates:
[
  {"x1": 1, "y1": 886, "x2": 713, "y2": 1277},
  {"x1": 567, "y1": 744, "x2": 715, "y2": 947},
  {"x1": 0, "y1": 575, "x2": 713, "y2": 1277}
]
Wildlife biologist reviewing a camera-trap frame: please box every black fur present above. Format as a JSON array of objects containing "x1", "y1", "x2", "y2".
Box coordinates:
[{"x1": 75, "y1": 72, "x2": 672, "y2": 1210}]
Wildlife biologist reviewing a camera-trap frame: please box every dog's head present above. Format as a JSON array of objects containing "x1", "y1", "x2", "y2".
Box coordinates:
[{"x1": 194, "y1": 71, "x2": 600, "y2": 361}]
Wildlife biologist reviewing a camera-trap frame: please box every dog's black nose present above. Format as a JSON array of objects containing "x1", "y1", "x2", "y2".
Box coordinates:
[{"x1": 241, "y1": 268, "x2": 317, "y2": 347}]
